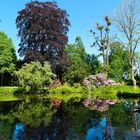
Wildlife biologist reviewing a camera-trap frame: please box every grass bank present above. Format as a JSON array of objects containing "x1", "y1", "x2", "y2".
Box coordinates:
[
  {"x1": 91, "y1": 85, "x2": 140, "y2": 99},
  {"x1": 0, "y1": 85, "x2": 140, "y2": 102},
  {"x1": 0, "y1": 85, "x2": 85, "y2": 102},
  {"x1": 0, "y1": 86, "x2": 19, "y2": 94}
]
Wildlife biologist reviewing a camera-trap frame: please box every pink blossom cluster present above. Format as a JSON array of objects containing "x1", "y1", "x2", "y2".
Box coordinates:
[
  {"x1": 83, "y1": 73, "x2": 118, "y2": 88},
  {"x1": 51, "y1": 79, "x2": 61, "y2": 88}
]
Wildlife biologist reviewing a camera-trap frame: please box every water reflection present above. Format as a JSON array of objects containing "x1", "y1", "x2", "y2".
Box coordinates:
[{"x1": 1, "y1": 100, "x2": 140, "y2": 139}]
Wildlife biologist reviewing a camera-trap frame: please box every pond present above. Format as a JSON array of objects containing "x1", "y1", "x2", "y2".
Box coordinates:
[{"x1": 0, "y1": 99, "x2": 140, "y2": 140}]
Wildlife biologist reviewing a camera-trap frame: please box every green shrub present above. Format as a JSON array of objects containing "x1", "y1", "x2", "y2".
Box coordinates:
[
  {"x1": 16, "y1": 62, "x2": 55, "y2": 93},
  {"x1": 49, "y1": 83, "x2": 85, "y2": 94},
  {"x1": 48, "y1": 83, "x2": 85, "y2": 102}
]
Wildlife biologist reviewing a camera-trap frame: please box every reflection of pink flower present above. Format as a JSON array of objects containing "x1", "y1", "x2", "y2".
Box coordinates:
[
  {"x1": 83, "y1": 98, "x2": 117, "y2": 112},
  {"x1": 106, "y1": 99, "x2": 117, "y2": 105},
  {"x1": 83, "y1": 98, "x2": 92, "y2": 107},
  {"x1": 51, "y1": 98, "x2": 62, "y2": 108}
]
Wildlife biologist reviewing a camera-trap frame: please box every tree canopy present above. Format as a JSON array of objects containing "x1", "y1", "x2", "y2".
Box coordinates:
[
  {"x1": 109, "y1": 42, "x2": 130, "y2": 82},
  {"x1": 86, "y1": 54, "x2": 103, "y2": 75},
  {"x1": 0, "y1": 32, "x2": 16, "y2": 86},
  {"x1": 16, "y1": 1, "x2": 70, "y2": 80},
  {"x1": 64, "y1": 37, "x2": 89, "y2": 84}
]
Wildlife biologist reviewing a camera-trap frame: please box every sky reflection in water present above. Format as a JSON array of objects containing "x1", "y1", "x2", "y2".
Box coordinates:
[{"x1": 1, "y1": 100, "x2": 140, "y2": 140}]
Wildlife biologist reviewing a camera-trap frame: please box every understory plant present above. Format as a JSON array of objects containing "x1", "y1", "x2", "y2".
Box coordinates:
[
  {"x1": 16, "y1": 61, "x2": 55, "y2": 93},
  {"x1": 49, "y1": 83, "x2": 85, "y2": 94}
]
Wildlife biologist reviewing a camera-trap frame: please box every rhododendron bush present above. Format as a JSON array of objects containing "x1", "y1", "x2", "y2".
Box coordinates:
[{"x1": 83, "y1": 73, "x2": 118, "y2": 88}]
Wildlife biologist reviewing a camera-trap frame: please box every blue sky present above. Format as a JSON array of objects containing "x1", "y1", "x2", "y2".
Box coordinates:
[{"x1": 0, "y1": 0, "x2": 121, "y2": 57}]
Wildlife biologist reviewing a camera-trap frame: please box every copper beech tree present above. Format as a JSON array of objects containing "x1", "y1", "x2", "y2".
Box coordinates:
[{"x1": 16, "y1": 1, "x2": 70, "y2": 80}]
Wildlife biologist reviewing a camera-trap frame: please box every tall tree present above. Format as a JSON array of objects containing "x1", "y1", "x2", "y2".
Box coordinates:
[
  {"x1": 90, "y1": 16, "x2": 111, "y2": 76},
  {"x1": 113, "y1": 0, "x2": 140, "y2": 87},
  {"x1": 109, "y1": 42, "x2": 130, "y2": 82},
  {"x1": 16, "y1": 1, "x2": 70, "y2": 80},
  {"x1": 86, "y1": 54, "x2": 103, "y2": 75},
  {"x1": 64, "y1": 37, "x2": 89, "y2": 84},
  {"x1": 0, "y1": 32, "x2": 16, "y2": 86}
]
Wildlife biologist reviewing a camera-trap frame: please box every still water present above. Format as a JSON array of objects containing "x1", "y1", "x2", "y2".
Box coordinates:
[{"x1": 0, "y1": 100, "x2": 140, "y2": 140}]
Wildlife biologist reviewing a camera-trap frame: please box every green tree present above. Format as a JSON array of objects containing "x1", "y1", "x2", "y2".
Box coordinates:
[
  {"x1": 86, "y1": 54, "x2": 103, "y2": 75},
  {"x1": 16, "y1": 61, "x2": 55, "y2": 92},
  {"x1": 64, "y1": 37, "x2": 89, "y2": 84},
  {"x1": 0, "y1": 32, "x2": 16, "y2": 86},
  {"x1": 109, "y1": 42, "x2": 130, "y2": 82}
]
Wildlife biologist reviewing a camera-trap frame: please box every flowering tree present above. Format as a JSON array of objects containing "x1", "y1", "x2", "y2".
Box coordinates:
[
  {"x1": 83, "y1": 73, "x2": 118, "y2": 99},
  {"x1": 83, "y1": 73, "x2": 118, "y2": 88}
]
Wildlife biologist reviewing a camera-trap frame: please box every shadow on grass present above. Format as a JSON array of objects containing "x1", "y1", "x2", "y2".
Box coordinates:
[{"x1": 117, "y1": 91, "x2": 140, "y2": 99}]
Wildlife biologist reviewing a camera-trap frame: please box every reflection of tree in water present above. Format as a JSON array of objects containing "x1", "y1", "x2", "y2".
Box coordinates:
[
  {"x1": 65, "y1": 105, "x2": 98, "y2": 139},
  {"x1": 0, "y1": 101, "x2": 56, "y2": 140},
  {"x1": 126, "y1": 100, "x2": 140, "y2": 139},
  {"x1": 109, "y1": 100, "x2": 140, "y2": 140},
  {"x1": 14, "y1": 101, "x2": 140, "y2": 140},
  {"x1": 14, "y1": 102, "x2": 57, "y2": 140},
  {"x1": 46, "y1": 107, "x2": 69, "y2": 140},
  {"x1": 0, "y1": 118, "x2": 15, "y2": 140},
  {"x1": 12, "y1": 102, "x2": 70, "y2": 140},
  {"x1": 84, "y1": 100, "x2": 138, "y2": 140},
  {"x1": 2, "y1": 100, "x2": 140, "y2": 139},
  {"x1": 0, "y1": 101, "x2": 20, "y2": 140},
  {"x1": 109, "y1": 103, "x2": 133, "y2": 140}
]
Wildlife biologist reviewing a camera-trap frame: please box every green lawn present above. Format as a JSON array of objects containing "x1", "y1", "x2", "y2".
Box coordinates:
[
  {"x1": 0, "y1": 86, "x2": 19, "y2": 94},
  {"x1": 91, "y1": 85, "x2": 140, "y2": 99},
  {"x1": 0, "y1": 85, "x2": 140, "y2": 102}
]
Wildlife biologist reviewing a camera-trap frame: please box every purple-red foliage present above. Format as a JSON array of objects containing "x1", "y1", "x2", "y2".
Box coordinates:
[{"x1": 16, "y1": 1, "x2": 71, "y2": 79}]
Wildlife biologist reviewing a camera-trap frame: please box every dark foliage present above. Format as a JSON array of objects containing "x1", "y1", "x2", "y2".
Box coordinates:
[
  {"x1": 86, "y1": 54, "x2": 102, "y2": 74},
  {"x1": 117, "y1": 91, "x2": 140, "y2": 99},
  {"x1": 16, "y1": 1, "x2": 70, "y2": 80}
]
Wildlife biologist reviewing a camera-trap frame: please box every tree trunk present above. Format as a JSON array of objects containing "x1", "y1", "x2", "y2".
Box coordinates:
[
  {"x1": 103, "y1": 50, "x2": 108, "y2": 76},
  {"x1": 134, "y1": 100, "x2": 138, "y2": 131},
  {"x1": 131, "y1": 59, "x2": 136, "y2": 87},
  {"x1": 106, "y1": 47, "x2": 109, "y2": 77}
]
